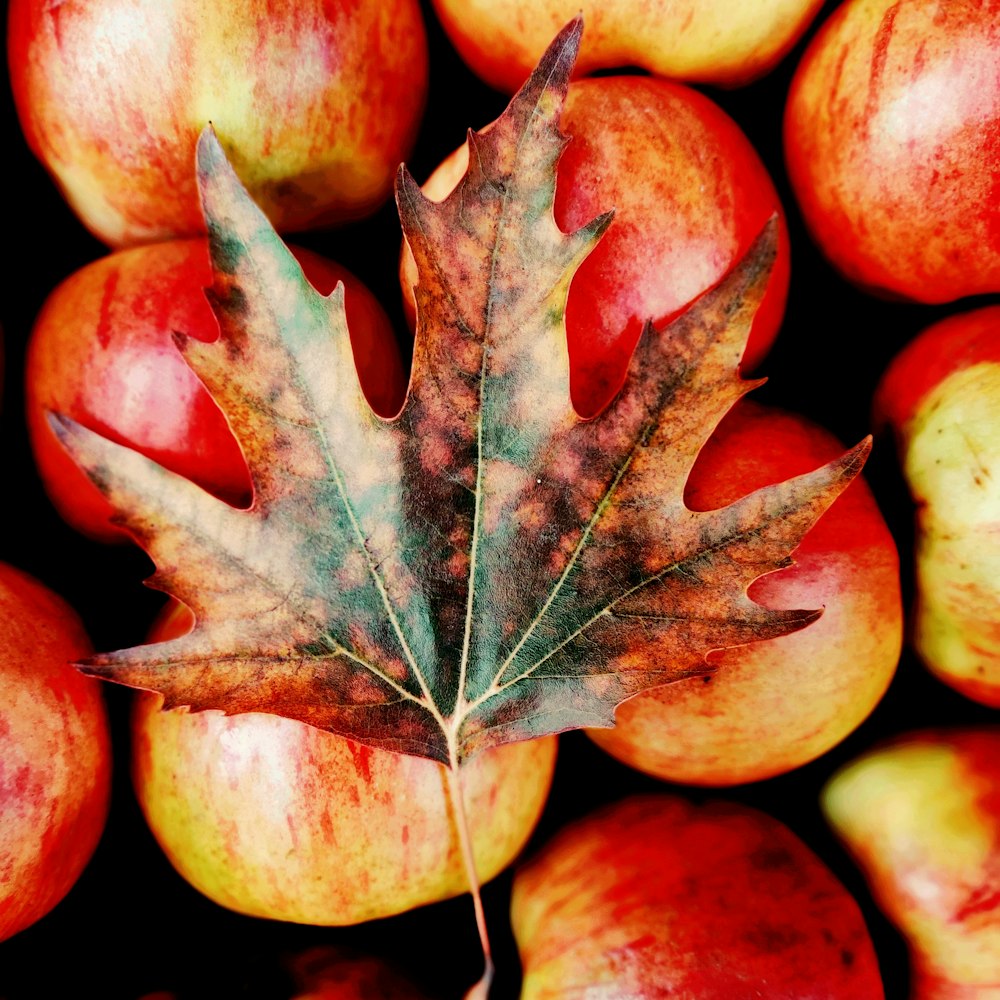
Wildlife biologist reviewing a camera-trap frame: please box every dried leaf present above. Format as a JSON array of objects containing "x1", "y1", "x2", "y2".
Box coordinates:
[{"x1": 54, "y1": 19, "x2": 870, "y2": 768}]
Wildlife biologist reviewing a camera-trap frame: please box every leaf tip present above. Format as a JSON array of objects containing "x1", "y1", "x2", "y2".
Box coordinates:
[
  {"x1": 588, "y1": 208, "x2": 615, "y2": 241},
  {"x1": 739, "y1": 215, "x2": 781, "y2": 296},
  {"x1": 45, "y1": 408, "x2": 75, "y2": 440},
  {"x1": 75, "y1": 655, "x2": 114, "y2": 684},
  {"x1": 844, "y1": 434, "x2": 874, "y2": 477},
  {"x1": 195, "y1": 122, "x2": 225, "y2": 175},
  {"x1": 394, "y1": 161, "x2": 425, "y2": 214},
  {"x1": 513, "y1": 14, "x2": 583, "y2": 106},
  {"x1": 45, "y1": 410, "x2": 99, "y2": 465},
  {"x1": 549, "y1": 14, "x2": 584, "y2": 66}
]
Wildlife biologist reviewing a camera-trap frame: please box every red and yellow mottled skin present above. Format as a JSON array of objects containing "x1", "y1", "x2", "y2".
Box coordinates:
[
  {"x1": 430, "y1": 0, "x2": 825, "y2": 93},
  {"x1": 874, "y1": 306, "x2": 1000, "y2": 706},
  {"x1": 512, "y1": 795, "x2": 885, "y2": 998},
  {"x1": 784, "y1": 0, "x2": 1000, "y2": 301},
  {"x1": 587, "y1": 399, "x2": 901, "y2": 785},
  {"x1": 402, "y1": 75, "x2": 790, "y2": 416},
  {"x1": 824, "y1": 730, "x2": 1000, "y2": 998},
  {"x1": 8, "y1": 0, "x2": 429, "y2": 246},
  {"x1": 0, "y1": 563, "x2": 111, "y2": 942},
  {"x1": 26, "y1": 238, "x2": 405, "y2": 543},
  {"x1": 130, "y1": 603, "x2": 557, "y2": 925}
]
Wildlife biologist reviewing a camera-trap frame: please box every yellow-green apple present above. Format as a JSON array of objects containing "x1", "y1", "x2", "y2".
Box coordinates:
[
  {"x1": 823, "y1": 729, "x2": 1000, "y2": 998},
  {"x1": 512, "y1": 794, "x2": 885, "y2": 998},
  {"x1": 784, "y1": 0, "x2": 1000, "y2": 302},
  {"x1": 26, "y1": 238, "x2": 406, "y2": 544},
  {"x1": 874, "y1": 306, "x2": 1000, "y2": 706},
  {"x1": 130, "y1": 602, "x2": 557, "y2": 924},
  {"x1": 586, "y1": 399, "x2": 901, "y2": 785},
  {"x1": 0, "y1": 562, "x2": 112, "y2": 941},
  {"x1": 8, "y1": 0, "x2": 429, "y2": 247},
  {"x1": 401, "y1": 75, "x2": 790, "y2": 416},
  {"x1": 430, "y1": 0, "x2": 826, "y2": 93}
]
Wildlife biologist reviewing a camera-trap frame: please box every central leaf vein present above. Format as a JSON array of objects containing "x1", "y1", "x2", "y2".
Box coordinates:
[{"x1": 456, "y1": 57, "x2": 569, "y2": 728}]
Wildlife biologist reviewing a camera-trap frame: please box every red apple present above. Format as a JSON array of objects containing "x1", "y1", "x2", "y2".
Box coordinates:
[
  {"x1": 130, "y1": 602, "x2": 557, "y2": 925},
  {"x1": 586, "y1": 400, "x2": 901, "y2": 785},
  {"x1": 401, "y1": 75, "x2": 790, "y2": 417},
  {"x1": 130, "y1": 948, "x2": 430, "y2": 1000},
  {"x1": 873, "y1": 306, "x2": 1000, "y2": 706},
  {"x1": 784, "y1": 0, "x2": 1000, "y2": 302},
  {"x1": 8, "y1": 0, "x2": 429, "y2": 247},
  {"x1": 512, "y1": 794, "x2": 885, "y2": 997},
  {"x1": 26, "y1": 238, "x2": 406, "y2": 544},
  {"x1": 0, "y1": 562, "x2": 112, "y2": 942},
  {"x1": 823, "y1": 729, "x2": 1000, "y2": 999},
  {"x1": 430, "y1": 0, "x2": 826, "y2": 93},
  {"x1": 286, "y1": 946, "x2": 429, "y2": 999}
]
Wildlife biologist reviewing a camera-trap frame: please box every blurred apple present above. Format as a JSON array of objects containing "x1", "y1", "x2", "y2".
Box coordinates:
[
  {"x1": 401, "y1": 75, "x2": 790, "y2": 416},
  {"x1": 130, "y1": 602, "x2": 557, "y2": 925},
  {"x1": 8, "y1": 0, "x2": 429, "y2": 247},
  {"x1": 586, "y1": 400, "x2": 901, "y2": 785},
  {"x1": 286, "y1": 946, "x2": 429, "y2": 999},
  {"x1": 26, "y1": 238, "x2": 406, "y2": 544},
  {"x1": 512, "y1": 794, "x2": 885, "y2": 998},
  {"x1": 823, "y1": 729, "x2": 1000, "y2": 999},
  {"x1": 431, "y1": 1, "x2": 826, "y2": 93},
  {"x1": 784, "y1": 0, "x2": 1000, "y2": 301},
  {"x1": 133, "y1": 948, "x2": 430, "y2": 1000},
  {"x1": 874, "y1": 306, "x2": 1000, "y2": 706},
  {"x1": 0, "y1": 563, "x2": 111, "y2": 941}
]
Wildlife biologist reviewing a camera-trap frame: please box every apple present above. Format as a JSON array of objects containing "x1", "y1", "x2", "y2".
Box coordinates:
[
  {"x1": 129, "y1": 947, "x2": 430, "y2": 999},
  {"x1": 823, "y1": 729, "x2": 1000, "y2": 998},
  {"x1": 401, "y1": 75, "x2": 790, "y2": 416},
  {"x1": 784, "y1": 0, "x2": 1000, "y2": 302},
  {"x1": 286, "y1": 946, "x2": 429, "y2": 999},
  {"x1": 26, "y1": 237, "x2": 406, "y2": 544},
  {"x1": 8, "y1": 0, "x2": 429, "y2": 247},
  {"x1": 585, "y1": 399, "x2": 902, "y2": 785},
  {"x1": 430, "y1": 0, "x2": 826, "y2": 93},
  {"x1": 874, "y1": 306, "x2": 1000, "y2": 707},
  {"x1": 0, "y1": 562, "x2": 112, "y2": 942},
  {"x1": 511, "y1": 794, "x2": 885, "y2": 997},
  {"x1": 130, "y1": 602, "x2": 558, "y2": 925}
]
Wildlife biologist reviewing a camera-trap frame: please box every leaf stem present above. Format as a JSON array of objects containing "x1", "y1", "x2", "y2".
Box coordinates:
[{"x1": 446, "y1": 744, "x2": 494, "y2": 998}]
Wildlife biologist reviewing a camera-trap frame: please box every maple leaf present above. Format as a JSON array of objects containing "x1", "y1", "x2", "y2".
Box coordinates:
[{"x1": 53, "y1": 19, "x2": 870, "y2": 771}]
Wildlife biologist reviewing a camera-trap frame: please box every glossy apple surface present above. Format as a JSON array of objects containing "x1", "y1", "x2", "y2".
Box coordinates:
[
  {"x1": 823, "y1": 729, "x2": 1000, "y2": 999},
  {"x1": 784, "y1": 0, "x2": 1000, "y2": 302},
  {"x1": 401, "y1": 75, "x2": 790, "y2": 416},
  {"x1": 8, "y1": 0, "x2": 429, "y2": 246},
  {"x1": 512, "y1": 794, "x2": 884, "y2": 998},
  {"x1": 874, "y1": 306, "x2": 1000, "y2": 706},
  {"x1": 0, "y1": 562, "x2": 112, "y2": 941},
  {"x1": 431, "y1": 0, "x2": 825, "y2": 93},
  {"x1": 131, "y1": 603, "x2": 557, "y2": 925},
  {"x1": 26, "y1": 238, "x2": 406, "y2": 544},
  {"x1": 586, "y1": 400, "x2": 901, "y2": 785}
]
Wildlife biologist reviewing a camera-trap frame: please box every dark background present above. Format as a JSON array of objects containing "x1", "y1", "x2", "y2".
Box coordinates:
[{"x1": 1, "y1": 1, "x2": 997, "y2": 997}]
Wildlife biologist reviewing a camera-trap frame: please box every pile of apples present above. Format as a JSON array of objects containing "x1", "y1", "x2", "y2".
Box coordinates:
[{"x1": 2, "y1": 0, "x2": 997, "y2": 996}]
